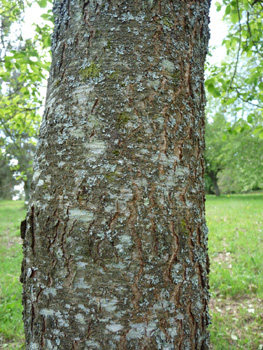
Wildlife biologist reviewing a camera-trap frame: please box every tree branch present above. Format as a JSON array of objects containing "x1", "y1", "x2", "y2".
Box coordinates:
[
  {"x1": 251, "y1": 0, "x2": 263, "y2": 6},
  {"x1": 233, "y1": 86, "x2": 263, "y2": 108},
  {"x1": 228, "y1": 0, "x2": 242, "y2": 91}
]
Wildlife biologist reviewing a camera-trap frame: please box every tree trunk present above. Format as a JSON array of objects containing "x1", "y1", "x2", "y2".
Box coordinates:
[
  {"x1": 212, "y1": 177, "x2": 220, "y2": 197},
  {"x1": 21, "y1": 1, "x2": 211, "y2": 349},
  {"x1": 207, "y1": 170, "x2": 221, "y2": 197},
  {"x1": 24, "y1": 178, "x2": 31, "y2": 203}
]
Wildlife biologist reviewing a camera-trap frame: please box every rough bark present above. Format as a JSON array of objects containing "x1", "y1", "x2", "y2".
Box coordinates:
[{"x1": 21, "y1": 1, "x2": 211, "y2": 349}]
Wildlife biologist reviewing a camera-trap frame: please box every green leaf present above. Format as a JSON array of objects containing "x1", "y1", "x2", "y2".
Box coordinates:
[
  {"x1": 41, "y1": 13, "x2": 53, "y2": 22},
  {"x1": 225, "y1": 4, "x2": 231, "y2": 15},
  {"x1": 205, "y1": 78, "x2": 216, "y2": 87},
  {"x1": 37, "y1": 0, "x2": 47, "y2": 8},
  {"x1": 207, "y1": 84, "x2": 221, "y2": 98},
  {"x1": 215, "y1": 1, "x2": 222, "y2": 11},
  {"x1": 247, "y1": 114, "x2": 253, "y2": 124},
  {"x1": 223, "y1": 97, "x2": 236, "y2": 106},
  {"x1": 230, "y1": 11, "x2": 239, "y2": 24},
  {"x1": 222, "y1": 134, "x2": 227, "y2": 141},
  {"x1": 254, "y1": 126, "x2": 263, "y2": 134},
  {"x1": 4, "y1": 61, "x2": 12, "y2": 70}
]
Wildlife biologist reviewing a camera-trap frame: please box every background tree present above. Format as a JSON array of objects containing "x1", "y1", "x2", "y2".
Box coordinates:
[
  {"x1": 205, "y1": 0, "x2": 263, "y2": 195},
  {"x1": 205, "y1": 95, "x2": 263, "y2": 195},
  {"x1": 0, "y1": 151, "x2": 16, "y2": 199},
  {"x1": 205, "y1": 109, "x2": 230, "y2": 196},
  {"x1": 218, "y1": 117, "x2": 263, "y2": 192},
  {"x1": 206, "y1": 0, "x2": 263, "y2": 126},
  {"x1": 0, "y1": 0, "x2": 52, "y2": 200},
  {"x1": 21, "y1": 0, "x2": 211, "y2": 348}
]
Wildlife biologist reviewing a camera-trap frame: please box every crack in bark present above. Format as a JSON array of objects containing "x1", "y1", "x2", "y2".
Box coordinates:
[
  {"x1": 40, "y1": 316, "x2": 46, "y2": 348},
  {"x1": 31, "y1": 303, "x2": 35, "y2": 332},
  {"x1": 178, "y1": 320, "x2": 183, "y2": 350},
  {"x1": 166, "y1": 221, "x2": 179, "y2": 283},
  {"x1": 29, "y1": 206, "x2": 35, "y2": 255},
  {"x1": 128, "y1": 181, "x2": 144, "y2": 312},
  {"x1": 48, "y1": 219, "x2": 61, "y2": 250},
  {"x1": 91, "y1": 98, "x2": 100, "y2": 113},
  {"x1": 58, "y1": 42, "x2": 67, "y2": 73},
  {"x1": 158, "y1": 108, "x2": 169, "y2": 175}
]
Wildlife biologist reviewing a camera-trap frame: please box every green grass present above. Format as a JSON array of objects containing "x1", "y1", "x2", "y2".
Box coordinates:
[
  {"x1": 207, "y1": 193, "x2": 263, "y2": 349},
  {"x1": 0, "y1": 201, "x2": 26, "y2": 349},
  {"x1": 0, "y1": 196, "x2": 262, "y2": 349}
]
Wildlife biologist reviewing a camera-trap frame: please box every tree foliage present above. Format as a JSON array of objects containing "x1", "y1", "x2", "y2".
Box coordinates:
[
  {"x1": 0, "y1": 0, "x2": 53, "y2": 199},
  {"x1": 205, "y1": 0, "x2": 263, "y2": 194},
  {"x1": 205, "y1": 96, "x2": 263, "y2": 194},
  {"x1": 206, "y1": 0, "x2": 263, "y2": 135},
  {"x1": 205, "y1": 110, "x2": 230, "y2": 195}
]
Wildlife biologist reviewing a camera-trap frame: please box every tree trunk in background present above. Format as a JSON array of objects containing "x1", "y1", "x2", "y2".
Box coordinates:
[
  {"x1": 207, "y1": 170, "x2": 221, "y2": 197},
  {"x1": 24, "y1": 178, "x2": 31, "y2": 203},
  {"x1": 212, "y1": 177, "x2": 220, "y2": 197},
  {"x1": 21, "y1": 1, "x2": 211, "y2": 349}
]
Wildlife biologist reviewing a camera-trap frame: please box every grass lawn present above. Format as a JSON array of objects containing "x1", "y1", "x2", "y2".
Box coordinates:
[
  {"x1": 0, "y1": 201, "x2": 26, "y2": 349},
  {"x1": 207, "y1": 194, "x2": 263, "y2": 349},
  {"x1": 0, "y1": 195, "x2": 262, "y2": 349}
]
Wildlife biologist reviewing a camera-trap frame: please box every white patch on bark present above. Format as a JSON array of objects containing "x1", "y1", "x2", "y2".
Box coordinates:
[
  {"x1": 176, "y1": 313, "x2": 184, "y2": 320},
  {"x1": 69, "y1": 209, "x2": 94, "y2": 222},
  {"x1": 74, "y1": 277, "x2": 89, "y2": 289},
  {"x1": 85, "y1": 340, "x2": 100, "y2": 348},
  {"x1": 147, "y1": 79, "x2": 161, "y2": 91},
  {"x1": 115, "y1": 235, "x2": 132, "y2": 253},
  {"x1": 155, "y1": 117, "x2": 164, "y2": 125},
  {"x1": 153, "y1": 301, "x2": 163, "y2": 311},
  {"x1": 175, "y1": 166, "x2": 190, "y2": 176},
  {"x1": 26, "y1": 268, "x2": 32, "y2": 278},
  {"x1": 111, "y1": 262, "x2": 126, "y2": 270},
  {"x1": 33, "y1": 170, "x2": 41, "y2": 181},
  {"x1": 40, "y1": 308, "x2": 55, "y2": 316},
  {"x1": 43, "y1": 288, "x2": 57, "y2": 297},
  {"x1": 70, "y1": 128, "x2": 86, "y2": 138},
  {"x1": 45, "y1": 175, "x2": 52, "y2": 182},
  {"x1": 75, "y1": 313, "x2": 85, "y2": 324},
  {"x1": 104, "y1": 204, "x2": 116, "y2": 213},
  {"x1": 73, "y1": 85, "x2": 94, "y2": 103},
  {"x1": 162, "y1": 59, "x2": 175, "y2": 73},
  {"x1": 168, "y1": 326, "x2": 177, "y2": 337},
  {"x1": 77, "y1": 261, "x2": 89, "y2": 268},
  {"x1": 119, "y1": 235, "x2": 132, "y2": 246},
  {"x1": 84, "y1": 140, "x2": 106, "y2": 155},
  {"x1": 47, "y1": 339, "x2": 57, "y2": 350},
  {"x1": 101, "y1": 298, "x2": 118, "y2": 312},
  {"x1": 57, "y1": 161, "x2": 66, "y2": 168},
  {"x1": 78, "y1": 304, "x2": 90, "y2": 313},
  {"x1": 126, "y1": 322, "x2": 156, "y2": 340},
  {"x1": 144, "y1": 198, "x2": 150, "y2": 206},
  {"x1": 106, "y1": 324, "x2": 124, "y2": 332},
  {"x1": 57, "y1": 318, "x2": 69, "y2": 328}
]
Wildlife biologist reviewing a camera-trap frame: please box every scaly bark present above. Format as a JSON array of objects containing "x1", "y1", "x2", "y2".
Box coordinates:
[{"x1": 21, "y1": 1, "x2": 211, "y2": 349}]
